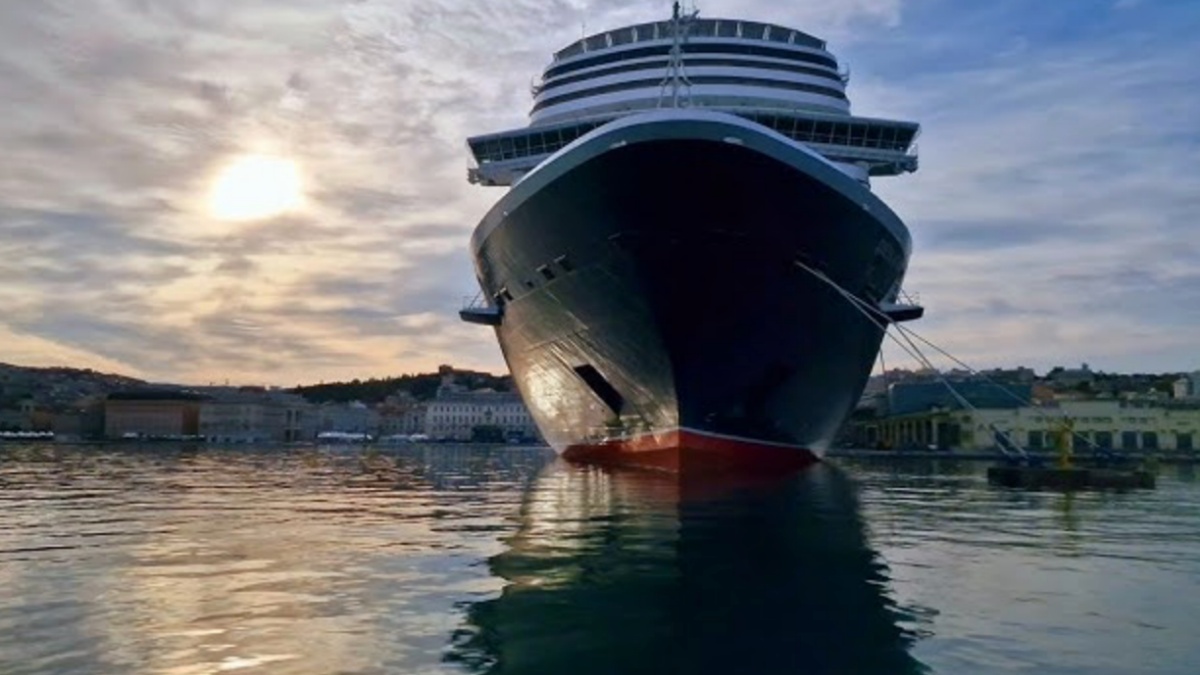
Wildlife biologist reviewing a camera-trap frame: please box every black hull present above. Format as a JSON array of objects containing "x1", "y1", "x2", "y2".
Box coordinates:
[{"x1": 470, "y1": 112, "x2": 911, "y2": 465}]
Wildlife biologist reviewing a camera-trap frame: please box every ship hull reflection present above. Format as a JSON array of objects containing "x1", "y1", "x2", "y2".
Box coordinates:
[{"x1": 447, "y1": 462, "x2": 928, "y2": 674}]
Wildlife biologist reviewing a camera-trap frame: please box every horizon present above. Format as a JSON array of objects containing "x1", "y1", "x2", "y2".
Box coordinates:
[
  {"x1": 3, "y1": 358, "x2": 1194, "y2": 392},
  {"x1": 2, "y1": 1, "x2": 1197, "y2": 383}
]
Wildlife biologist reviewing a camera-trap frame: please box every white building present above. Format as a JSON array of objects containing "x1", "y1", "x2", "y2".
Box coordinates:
[
  {"x1": 315, "y1": 401, "x2": 379, "y2": 436},
  {"x1": 863, "y1": 399, "x2": 1200, "y2": 453},
  {"x1": 197, "y1": 388, "x2": 313, "y2": 443},
  {"x1": 979, "y1": 400, "x2": 1198, "y2": 452},
  {"x1": 425, "y1": 386, "x2": 538, "y2": 441},
  {"x1": 375, "y1": 390, "x2": 428, "y2": 439},
  {"x1": 1173, "y1": 372, "x2": 1200, "y2": 400}
]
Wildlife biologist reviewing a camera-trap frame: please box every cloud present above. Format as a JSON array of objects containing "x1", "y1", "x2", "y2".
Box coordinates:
[
  {"x1": 841, "y1": 5, "x2": 1200, "y2": 374},
  {"x1": 1, "y1": 0, "x2": 1197, "y2": 384},
  {"x1": 0, "y1": 0, "x2": 508, "y2": 383}
]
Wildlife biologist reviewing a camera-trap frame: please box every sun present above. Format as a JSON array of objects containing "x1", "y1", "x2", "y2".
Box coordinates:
[{"x1": 208, "y1": 154, "x2": 304, "y2": 221}]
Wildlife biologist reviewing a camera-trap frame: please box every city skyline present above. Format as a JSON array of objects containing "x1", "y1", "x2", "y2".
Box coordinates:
[{"x1": 2, "y1": 1, "x2": 1197, "y2": 386}]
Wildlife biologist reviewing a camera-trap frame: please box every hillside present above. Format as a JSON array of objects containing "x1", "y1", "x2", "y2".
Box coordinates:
[
  {"x1": 0, "y1": 362, "x2": 146, "y2": 409},
  {"x1": 292, "y1": 369, "x2": 513, "y2": 404}
]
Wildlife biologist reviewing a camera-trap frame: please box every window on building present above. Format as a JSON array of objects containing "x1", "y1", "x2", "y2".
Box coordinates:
[
  {"x1": 1178, "y1": 433, "x2": 1194, "y2": 451},
  {"x1": 1028, "y1": 430, "x2": 1045, "y2": 450},
  {"x1": 1121, "y1": 431, "x2": 1139, "y2": 450},
  {"x1": 1143, "y1": 431, "x2": 1159, "y2": 450}
]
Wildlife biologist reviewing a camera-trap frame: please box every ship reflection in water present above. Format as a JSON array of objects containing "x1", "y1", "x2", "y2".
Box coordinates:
[{"x1": 446, "y1": 462, "x2": 929, "y2": 675}]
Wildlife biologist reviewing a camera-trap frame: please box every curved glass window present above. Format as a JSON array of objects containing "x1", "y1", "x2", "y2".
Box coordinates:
[
  {"x1": 545, "y1": 42, "x2": 837, "y2": 79},
  {"x1": 539, "y1": 57, "x2": 841, "y2": 94},
  {"x1": 533, "y1": 75, "x2": 846, "y2": 113}
]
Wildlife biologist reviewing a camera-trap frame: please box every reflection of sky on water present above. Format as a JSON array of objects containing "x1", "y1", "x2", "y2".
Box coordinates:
[
  {"x1": 0, "y1": 445, "x2": 548, "y2": 674},
  {"x1": 2, "y1": 447, "x2": 1199, "y2": 674},
  {"x1": 850, "y1": 458, "x2": 1200, "y2": 674},
  {"x1": 448, "y1": 463, "x2": 928, "y2": 675}
]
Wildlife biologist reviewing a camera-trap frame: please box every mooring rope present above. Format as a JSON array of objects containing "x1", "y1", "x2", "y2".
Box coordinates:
[
  {"x1": 791, "y1": 258, "x2": 1117, "y2": 458},
  {"x1": 792, "y1": 259, "x2": 1041, "y2": 461}
]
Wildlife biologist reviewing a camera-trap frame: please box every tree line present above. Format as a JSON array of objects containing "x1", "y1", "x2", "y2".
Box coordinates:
[{"x1": 292, "y1": 370, "x2": 512, "y2": 404}]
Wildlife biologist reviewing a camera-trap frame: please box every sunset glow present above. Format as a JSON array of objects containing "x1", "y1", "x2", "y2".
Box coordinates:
[{"x1": 2, "y1": 1, "x2": 1197, "y2": 385}]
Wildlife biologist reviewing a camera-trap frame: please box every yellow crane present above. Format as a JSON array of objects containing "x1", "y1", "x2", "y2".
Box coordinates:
[{"x1": 1054, "y1": 418, "x2": 1075, "y2": 469}]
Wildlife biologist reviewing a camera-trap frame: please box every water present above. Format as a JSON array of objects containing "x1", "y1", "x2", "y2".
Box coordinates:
[{"x1": 1, "y1": 445, "x2": 1197, "y2": 674}]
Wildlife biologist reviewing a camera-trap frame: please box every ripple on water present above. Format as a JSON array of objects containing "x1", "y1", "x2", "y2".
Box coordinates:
[{"x1": 1, "y1": 447, "x2": 1198, "y2": 674}]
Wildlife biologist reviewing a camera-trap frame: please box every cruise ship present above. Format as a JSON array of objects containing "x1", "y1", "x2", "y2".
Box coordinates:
[{"x1": 461, "y1": 6, "x2": 922, "y2": 471}]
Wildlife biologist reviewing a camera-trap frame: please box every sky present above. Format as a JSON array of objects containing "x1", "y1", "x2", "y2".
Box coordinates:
[{"x1": 1, "y1": 0, "x2": 1197, "y2": 385}]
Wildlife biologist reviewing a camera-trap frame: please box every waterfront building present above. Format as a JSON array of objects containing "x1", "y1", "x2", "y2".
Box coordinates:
[
  {"x1": 425, "y1": 382, "x2": 538, "y2": 442},
  {"x1": 315, "y1": 401, "x2": 379, "y2": 437},
  {"x1": 853, "y1": 399, "x2": 1200, "y2": 453},
  {"x1": 197, "y1": 387, "x2": 313, "y2": 443},
  {"x1": 377, "y1": 392, "x2": 428, "y2": 438},
  {"x1": 1047, "y1": 363, "x2": 1096, "y2": 388},
  {"x1": 104, "y1": 391, "x2": 204, "y2": 438},
  {"x1": 885, "y1": 380, "x2": 1032, "y2": 417},
  {"x1": 1174, "y1": 372, "x2": 1200, "y2": 400},
  {"x1": 51, "y1": 397, "x2": 106, "y2": 441},
  {"x1": 978, "y1": 366, "x2": 1037, "y2": 385}
]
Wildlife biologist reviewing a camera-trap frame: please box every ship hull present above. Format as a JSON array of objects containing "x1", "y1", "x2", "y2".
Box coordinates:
[{"x1": 470, "y1": 111, "x2": 911, "y2": 471}]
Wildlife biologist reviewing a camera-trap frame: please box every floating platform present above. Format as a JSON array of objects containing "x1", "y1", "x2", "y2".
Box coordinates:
[{"x1": 987, "y1": 465, "x2": 1155, "y2": 490}]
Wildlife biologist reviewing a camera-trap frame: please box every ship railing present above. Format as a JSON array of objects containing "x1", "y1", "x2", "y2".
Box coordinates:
[
  {"x1": 469, "y1": 118, "x2": 612, "y2": 165},
  {"x1": 461, "y1": 291, "x2": 492, "y2": 312},
  {"x1": 468, "y1": 110, "x2": 918, "y2": 167},
  {"x1": 805, "y1": 143, "x2": 918, "y2": 176},
  {"x1": 551, "y1": 19, "x2": 826, "y2": 62},
  {"x1": 805, "y1": 141, "x2": 915, "y2": 163},
  {"x1": 729, "y1": 108, "x2": 919, "y2": 150},
  {"x1": 469, "y1": 157, "x2": 545, "y2": 187}
]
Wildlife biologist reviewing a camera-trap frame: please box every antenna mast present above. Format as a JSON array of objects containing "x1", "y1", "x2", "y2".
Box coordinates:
[{"x1": 659, "y1": 2, "x2": 699, "y2": 108}]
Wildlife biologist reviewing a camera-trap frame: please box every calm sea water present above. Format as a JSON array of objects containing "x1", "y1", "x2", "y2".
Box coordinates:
[{"x1": 1, "y1": 444, "x2": 1197, "y2": 674}]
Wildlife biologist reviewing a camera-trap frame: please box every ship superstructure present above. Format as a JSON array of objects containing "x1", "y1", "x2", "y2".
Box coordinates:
[
  {"x1": 461, "y1": 9, "x2": 922, "y2": 471},
  {"x1": 468, "y1": 15, "x2": 917, "y2": 188}
]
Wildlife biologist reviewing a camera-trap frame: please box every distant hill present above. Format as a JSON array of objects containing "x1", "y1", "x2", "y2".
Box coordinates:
[
  {"x1": 292, "y1": 368, "x2": 513, "y2": 404},
  {"x1": 0, "y1": 361, "x2": 515, "y2": 408},
  {"x1": 0, "y1": 362, "x2": 146, "y2": 409}
]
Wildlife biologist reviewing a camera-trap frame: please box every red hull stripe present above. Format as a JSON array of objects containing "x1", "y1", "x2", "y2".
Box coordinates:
[{"x1": 561, "y1": 428, "x2": 820, "y2": 473}]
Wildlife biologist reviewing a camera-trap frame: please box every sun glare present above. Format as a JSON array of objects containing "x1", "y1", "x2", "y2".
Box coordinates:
[{"x1": 209, "y1": 155, "x2": 303, "y2": 221}]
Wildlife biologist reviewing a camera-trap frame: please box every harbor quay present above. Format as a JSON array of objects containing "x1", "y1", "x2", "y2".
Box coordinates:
[{"x1": 841, "y1": 367, "x2": 1200, "y2": 457}]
